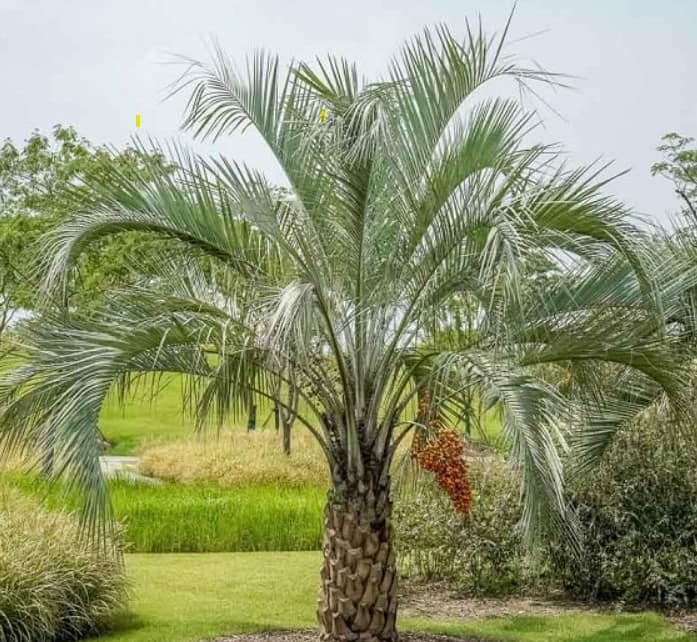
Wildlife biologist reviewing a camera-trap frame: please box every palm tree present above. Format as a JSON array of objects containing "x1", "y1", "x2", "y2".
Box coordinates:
[{"x1": 0, "y1": 20, "x2": 692, "y2": 642}]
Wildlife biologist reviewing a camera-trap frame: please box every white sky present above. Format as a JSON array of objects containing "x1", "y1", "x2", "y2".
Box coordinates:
[{"x1": 1, "y1": 0, "x2": 696, "y2": 225}]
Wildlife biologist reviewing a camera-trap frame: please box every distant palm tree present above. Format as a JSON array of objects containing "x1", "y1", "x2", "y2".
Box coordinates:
[{"x1": 0, "y1": 19, "x2": 691, "y2": 642}]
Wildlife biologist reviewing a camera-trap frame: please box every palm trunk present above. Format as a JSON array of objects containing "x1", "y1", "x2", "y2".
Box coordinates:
[{"x1": 317, "y1": 482, "x2": 398, "y2": 642}]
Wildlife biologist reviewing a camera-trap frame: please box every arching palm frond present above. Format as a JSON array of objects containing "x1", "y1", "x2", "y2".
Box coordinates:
[{"x1": 1, "y1": 19, "x2": 694, "y2": 640}]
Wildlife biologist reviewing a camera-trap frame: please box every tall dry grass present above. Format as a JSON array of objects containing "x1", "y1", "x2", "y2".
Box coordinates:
[
  {"x1": 138, "y1": 428, "x2": 328, "y2": 487},
  {"x1": 0, "y1": 450, "x2": 38, "y2": 474}
]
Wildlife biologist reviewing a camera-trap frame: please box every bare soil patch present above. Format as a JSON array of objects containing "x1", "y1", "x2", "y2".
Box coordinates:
[{"x1": 399, "y1": 581, "x2": 587, "y2": 620}]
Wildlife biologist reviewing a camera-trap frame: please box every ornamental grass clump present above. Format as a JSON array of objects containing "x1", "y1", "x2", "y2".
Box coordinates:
[{"x1": 0, "y1": 491, "x2": 127, "y2": 642}]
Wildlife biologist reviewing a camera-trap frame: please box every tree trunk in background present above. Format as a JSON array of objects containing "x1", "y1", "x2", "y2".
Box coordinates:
[
  {"x1": 280, "y1": 378, "x2": 298, "y2": 456},
  {"x1": 272, "y1": 372, "x2": 297, "y2": 455},
  {"x1": 283, "y1": 420, "x2": 292, "y2": 456},
  {"x1": 247, "y1": 402, "x2": 256, "y2": 431},
  {"x1": 317, "y1": 483, "x2": 398, "y2": 642},
  {"x1": 463, "y1": 389, "x2": 472, "y2": 437}
]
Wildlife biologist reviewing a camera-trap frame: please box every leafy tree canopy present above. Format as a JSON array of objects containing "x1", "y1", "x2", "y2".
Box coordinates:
[
  {"x1": 0, "y1": 125, "x2": 169, "y2": 329},
  {"x1": 651, "y1": 132, "x2": 697, "y2": 223}
]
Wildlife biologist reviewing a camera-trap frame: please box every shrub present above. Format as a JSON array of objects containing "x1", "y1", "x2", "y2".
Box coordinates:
[
  {"x1": 394, "y1": 455, "x2": 528, "y2": 596},
  {"x1": 0, "y1": 490, "x2": 127, "y2": 641},
  {"x1": 138, "y1": 428, "x2": 327, "y2": 487},
  {"x1": 549, "y1": 418, "x2": 697, "y2": 609}
]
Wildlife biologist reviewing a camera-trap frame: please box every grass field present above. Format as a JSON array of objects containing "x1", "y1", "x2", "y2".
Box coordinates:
[
  {"x1": 100, "y1": 377, "x2": 215, "y2": 455},
  {"x1": 93, "y1": 553, "x2": 695, "y2": 642},
  {"x1": 3, "y1": 474, "x2": 325, "y2": 552},
  {"x1": 100, "y1": 375, "x2": 503, "y2": 456},
  {"x1": 108, "y1": 482, "x2": 324, "y2": 552},
  {"x1": 138, "y1": 429, "x2": 328, "y2": 487},
  {"x1": 100, "y1": 378, "x2": 314, "y2": 456}
]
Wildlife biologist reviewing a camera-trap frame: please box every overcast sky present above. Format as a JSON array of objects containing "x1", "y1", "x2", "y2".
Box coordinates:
[{"x1": 2, "y1": 0, "x2": 696, "y2": 225}]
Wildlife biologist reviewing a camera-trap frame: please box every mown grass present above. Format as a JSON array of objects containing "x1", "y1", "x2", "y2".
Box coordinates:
[
  {"x1": 100, "y1": 374, "x2": 323, "y2": 456},
  {"x1": 412, "y1": 614, "x2": 695, "y2": 642},
  {"x1": 95, "y1": 553, "x2": 319, "y2": 642},
  {"x1": 100, "y1": 377, "x2": 204, "y2": 455},
  {"x1": 100, "y1": 374, "x2": 503, "y2": 455},
  {"x1": 93, "y1": 552, "x2": 695, "y2": 642},
  {"x1": 3, "y1": 474, "x2": 325, "y2": 553}
]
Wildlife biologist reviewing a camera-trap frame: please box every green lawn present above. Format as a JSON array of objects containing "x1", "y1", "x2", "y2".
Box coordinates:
[
  {"x1": 96, "y1": 553, "x2": 319, "y2": 642},
  {"x1": 414, "y1": 615, "x2": 696, "y2": 642},
  {"x1": 95, "y1": 553, "x2": 694, "y2": 642},
  {"x1": 100, "y1": 375, "x2": 503, "y2": 455},
  {"x1": 100, "y1": 378, "x2": 210, "y2": 455},
  {"x1": 100, "y1": 377, "x2": 284, "y2": 455}
]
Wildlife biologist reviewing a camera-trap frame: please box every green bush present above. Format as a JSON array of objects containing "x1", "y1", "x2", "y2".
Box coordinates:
[
  {"x1": 549, "y1": 419, "x2": 697, "y2": 609},
  {"x1": 0, "y1": 491, "x2": 127, "y2": 642},
  {"x1": 394, "y1": 456, "x2": 528, "y2": 596}
]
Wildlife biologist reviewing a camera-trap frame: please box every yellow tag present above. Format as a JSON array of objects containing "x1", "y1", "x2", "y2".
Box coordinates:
[
  {"x1": 135, "y1": 114, "x2": 141, "y2": 128},
  {"x1": 319, "y1": 106, "x2": 327, "y2": 123}
]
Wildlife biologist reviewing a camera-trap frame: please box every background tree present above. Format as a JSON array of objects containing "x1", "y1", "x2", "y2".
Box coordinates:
[
  {"x1": 0, "y1": 125, "x2": 169, "y2": 337},
  {"x1": 651, "y1": 132, "x2": 697, "y2": 223},
  {"x1": 1, "y1": 23, "x2": 693, "y2": 642},
  {"x1": 649, "y1": 132, "x2": 697, "y2": 344},
  {"x1": 0, "y1": 216, "x2": 46, "y2": 336}
]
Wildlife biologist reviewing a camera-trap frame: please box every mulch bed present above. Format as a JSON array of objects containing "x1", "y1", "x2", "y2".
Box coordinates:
[
  {"x1": 212, "y1": 633, "x2": 488, "y2": 642},
  {"x1": 401, "y1": 581, "x2": 697, "y2": 633},
  {"x1": 399, "y1": 580, "x2": 587, "y2": 620},
  {"x1": 207, "y1": 582, "x2": 697, "y2": 640},
  {"x1": 669, "y1": 611, "x2": 697, "y2": 633}
]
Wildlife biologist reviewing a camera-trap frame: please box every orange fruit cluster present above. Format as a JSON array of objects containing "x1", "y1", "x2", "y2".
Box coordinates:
[{"x1": 411, "y1": 391, "x2": 472, "y2": 514}]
